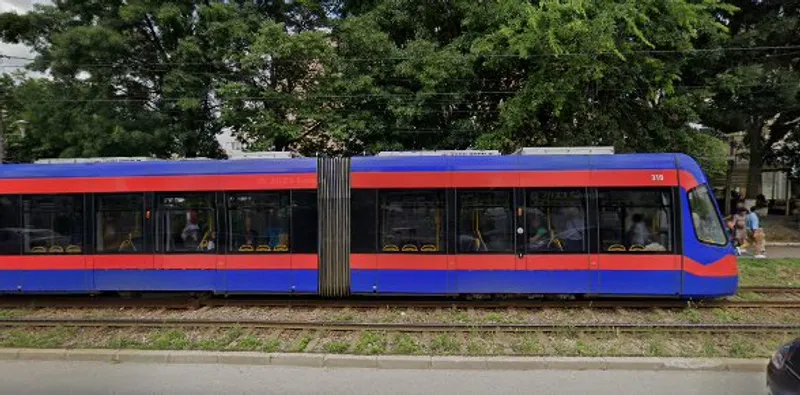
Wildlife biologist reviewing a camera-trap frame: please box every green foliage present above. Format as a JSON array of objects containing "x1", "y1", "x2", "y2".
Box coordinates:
[{"x1": 0, "y1": 0, "x2": 795, "y2": 166}]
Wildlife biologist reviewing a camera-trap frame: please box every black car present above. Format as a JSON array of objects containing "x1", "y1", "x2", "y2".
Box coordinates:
[{"x1": 768, "y1": 337, "x2": 800, "y2": 395}]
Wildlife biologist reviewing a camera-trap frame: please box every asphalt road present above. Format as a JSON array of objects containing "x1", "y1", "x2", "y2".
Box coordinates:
[{"x1": 0, "y1": 360, "x2": 766, "y2": 395}]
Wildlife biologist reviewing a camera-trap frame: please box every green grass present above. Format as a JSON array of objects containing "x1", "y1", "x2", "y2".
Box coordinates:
[
  {"x1": 230, "y1": 336, "x2": 281, "y2": 352},
  {"x1": 429, "y1": 334, "x2": 461, "y2": 354},
  {"x1": 107, "y1": 337, "x2": 145, "y2": 349},
  {"x1": 391, "y1": 333, "x2": 421, "y2": 354},
  {"x1": 511, "y1": 335, "x2": 541, "y2": 355},
  {"x1": 324, "y1": 341, "x2": 350, "y2": 353},
  {"x1": 292, "y1": 334, "x2": 313, "y2": 352},
  {"x1": 0, "y1": 327, "x2": 792, "y2": 359},
  {"x1": 148, "y1": 330, "x2": 191, "y2": 350},
  {"x1": 738, "y1": 258, "x2": 800, "y2": 287},
  {"x1": 354, "y1": 331, "x2": 387, "y2": 355},
  {"x1": 0, "y1": 327, "x2": 74, "y2": 349},
  {"x1": 0, "y1": 310, "x2": 18, "y2": 319},
  {"x1": 646, "y1": 337, "x2": 666, "y2": 357}
]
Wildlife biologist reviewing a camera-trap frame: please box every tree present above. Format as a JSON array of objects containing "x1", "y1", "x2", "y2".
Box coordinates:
[
  {"x1": 0, "y1": 73, "x2": 170, "y2": 162},
  {"x1": 0, "y1": 1, "x2": 332, "y2": 159},
  {"x1": 698, "y1": 1, "x2": 800, "y2": 197},
  {"x1": 216, "y1": 19, "x2": 334, "y2": 154},
  {"x1": 318, "y1": 0, "x2": 735, "y2": 166}
]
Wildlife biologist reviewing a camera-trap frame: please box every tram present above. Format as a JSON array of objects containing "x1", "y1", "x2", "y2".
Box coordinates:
[{"x1": 0, "y1": 148, "x2": 737, "y2": 298}]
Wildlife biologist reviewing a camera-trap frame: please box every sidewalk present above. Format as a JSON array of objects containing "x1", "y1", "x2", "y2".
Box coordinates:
[
  {"x1": 744, "y1": 245, "x2": 800, "y2": 259},
  {"x1": 0, "y1": 348, "x2": 767, "y2": 372}
]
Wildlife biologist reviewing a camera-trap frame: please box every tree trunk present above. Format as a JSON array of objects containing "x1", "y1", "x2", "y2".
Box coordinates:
[{"x1": 746, "y1": 123, "x2": 764, "y2": 198}]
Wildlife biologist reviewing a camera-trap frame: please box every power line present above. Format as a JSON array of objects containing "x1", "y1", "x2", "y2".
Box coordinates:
[
  {"x1": 4, "y1": 81, "x2": 796, "y2": 105},
  {"x1": 2, "y1": 44, "x2": 800, "y2": 67}
]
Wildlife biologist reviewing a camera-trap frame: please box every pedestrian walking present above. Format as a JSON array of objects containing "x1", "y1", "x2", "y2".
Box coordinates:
[
  {"x1": 733, "y1": 207, "x2": 748, "y2": 254},
  {"x1": 747, "y1": 206, "x2": 766, "y2": 258}
]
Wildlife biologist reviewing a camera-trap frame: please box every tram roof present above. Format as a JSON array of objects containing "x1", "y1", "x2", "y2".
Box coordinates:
[{"x1": 0, "y1": 153, "x2": 707, "y2": 186}]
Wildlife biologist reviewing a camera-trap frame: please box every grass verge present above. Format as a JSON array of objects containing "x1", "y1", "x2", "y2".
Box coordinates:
[
  {"x1": 0, "y1": 326, "x2": 792, "y2": 359},
  {"x1": 738, "y1": 258, "x2": 800, "y2": 287}
]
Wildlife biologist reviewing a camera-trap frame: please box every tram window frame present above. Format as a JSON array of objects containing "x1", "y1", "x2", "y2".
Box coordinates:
[
  {"x1": 687, "y1": 185, "x2": 729, "y2": 247},
  {"x1": 21, "y1": 194, "x2": 85, "y2": 255},
  {"x1": 596, "y1": 188, "x2": 675, "y2": 254},
  {"x1": 291, "y1": 190, "x2": 318, "y2": 254},
  {"x1": 154, "y1": 192, "x2": 217, "y2": 254},
  {"x1": 525, "y1": 188, "x2": 589, "y2": 254},
  {"x1": 0, "y1": 195, "x2": 21, "y2": 255},
  {"x1": 456, "y1": 189, "x2": 514, "y2": 254},
  {"x1": 95, "y1": 193, "x2": 147, "y2": 254},
  {"x1": 226, "y1": 191, "x2": 292, "y2": 254},
  {"x1": 377, "y1": 189, "x2": 446, "y2": 254}
]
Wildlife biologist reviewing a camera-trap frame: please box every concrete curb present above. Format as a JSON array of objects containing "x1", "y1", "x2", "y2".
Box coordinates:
[{"x1": 0, "y1": 349, "x2": 768, "y2": 372}]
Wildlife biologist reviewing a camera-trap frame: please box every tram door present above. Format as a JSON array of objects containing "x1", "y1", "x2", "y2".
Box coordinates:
[
  {"x1": 453, "y1": 189, "x2": 519, "y2": 294},
  {"x1": 523, "y1": 188, "x2": 592, "y2": 294}
]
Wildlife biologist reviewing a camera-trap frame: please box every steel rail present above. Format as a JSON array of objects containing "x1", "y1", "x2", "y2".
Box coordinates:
[
  {"x1": 0, "y1": 296, "x2": 799, "y2": 309},
  {"x1": 0, "y1": 318, "x2": 798, "y2": 333},
  {"x1": 738, "y1": 286, "x2": 800, "y2": 294}
]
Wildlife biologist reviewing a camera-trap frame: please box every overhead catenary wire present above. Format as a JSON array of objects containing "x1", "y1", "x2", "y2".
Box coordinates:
[{"x1": 2, "y1": 44, "x2": 800, "y2": 66}]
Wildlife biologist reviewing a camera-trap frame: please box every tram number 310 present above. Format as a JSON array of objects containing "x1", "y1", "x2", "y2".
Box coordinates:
[{"x1": 651, "y1": 174, "x2": 665, "y2": 182}]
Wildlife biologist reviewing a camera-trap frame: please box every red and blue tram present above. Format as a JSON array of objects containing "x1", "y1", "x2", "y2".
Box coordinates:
[{"x1": 0, "y1": 152, "x2": 737, "y2": 298}]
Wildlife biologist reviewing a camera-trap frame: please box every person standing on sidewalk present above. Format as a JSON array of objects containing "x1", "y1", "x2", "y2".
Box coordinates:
[
  {"x1": 733, "y1": 207, "x2": 748, "y2": 254},
  {"x1": 746, "y1": 206, "x2": 766, "y2": 258}
]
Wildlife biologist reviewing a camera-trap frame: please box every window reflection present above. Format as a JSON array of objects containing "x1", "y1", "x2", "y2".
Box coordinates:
[
  {"x1": 527, "y1": 189, "x2": 587, "y2": 253},
  {"x1": 598, "y1": 189, "x2": 673, "y2": 253},
  {"x1": 457, "y1": 190, "x2": 513, "y2": 253},
  {"x1": 228, "y1": 192, "x2": 290, "y2": 253},
  {"x1": 379, "y1": 190, "x2": 444, "y2": 252},
  {"x1": 156, "y1": 193, "x2": 216, "y2": 253},
  {"x1": 96, "y1": 194, "x2": 144, "y2": 253},
  {"x1": 22, "y1": 195, "x2": 84, "y2": 254}
]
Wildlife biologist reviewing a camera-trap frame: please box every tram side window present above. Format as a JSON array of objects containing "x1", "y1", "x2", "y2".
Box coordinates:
[
  {"x1": 688, "y1": 185, "x2": 728, "y2": 246},
  {"x1": 527, "y1": 189, "x2": 587, "y2": 253},
  {"x1": 598, "y1": 189, "x2": 673, "y2": 253},
  {"x1": 228, "y1": 192, "x2": 290, "y2": 253},
  {"x1": 22, "y1": 195, "x2": 84, "y2": 254},
  {"x1": 155, "y1": 193, "x2": 216, "y2": 253},
  {"x1": 457, "y1": 190, "x2": 513, "y2": 253},
  {"x1": 379, "y1": 190, "x2": 445, "y2": 253},
  {"x1": 291, "y1": 190, "x2": 318, "y2": 253},
  {"x1": 96, "y1": 194, "x2": 145, "y2": 253},
  {"x1": 0, "y1": 195, "x2": 20, "y2": 255},
  {"x1": 352, "y1": 189, "x2": 378, "y2": 253}
]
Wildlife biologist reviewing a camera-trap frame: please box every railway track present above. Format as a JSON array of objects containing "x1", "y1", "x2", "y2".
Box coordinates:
[
  {"x1": 738, "y1": 286, "x2": 800, "y2": 294},
  {"x1": 0, "y1": 295, "x2": 799, "y2": 309},
  {"x1": 0, "y1": 318, "x2": 798, "y2": 334}
]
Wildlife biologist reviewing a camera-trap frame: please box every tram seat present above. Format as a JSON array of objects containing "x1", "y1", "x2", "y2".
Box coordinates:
[
  {"x1": 273, "y1": 244, "x2": 288, "y2": 252},
  {"x1": 420, "y1": 244, "x2": 437, "y2": 252},
  {"x1": 256, "y1": 245, "x2": 271, "y2": 252},
  {"x1": 239, "y1": 244, "x2": 254, "y2": 252},
  {"x1": 66, "y1": 245, "x2": 82, "y2": 253},
  {"x1": 548, "y1": 238, "x2": 564, "y2": 251},
  {"x1": 49, "y1": 245, "x2": 64, "y2": 253},
  {"x1": 30, "y1": 246, "x2": 47, "y2": 253},
  {"x1": 401, "y1": 244, "x2": 418, "y2": 252},
  {"x1": 119, "y1": 235, "x2": 136, "y2": 252},
  {"x1": 607, "y1": 244, "x2": 626, "y2": 252},
  {"x1": 382, "y1": 244, "x2": 399, "y2": 252},
  {"x1": 628, "y1": 244, "x2": 645, "y2": 252}
]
